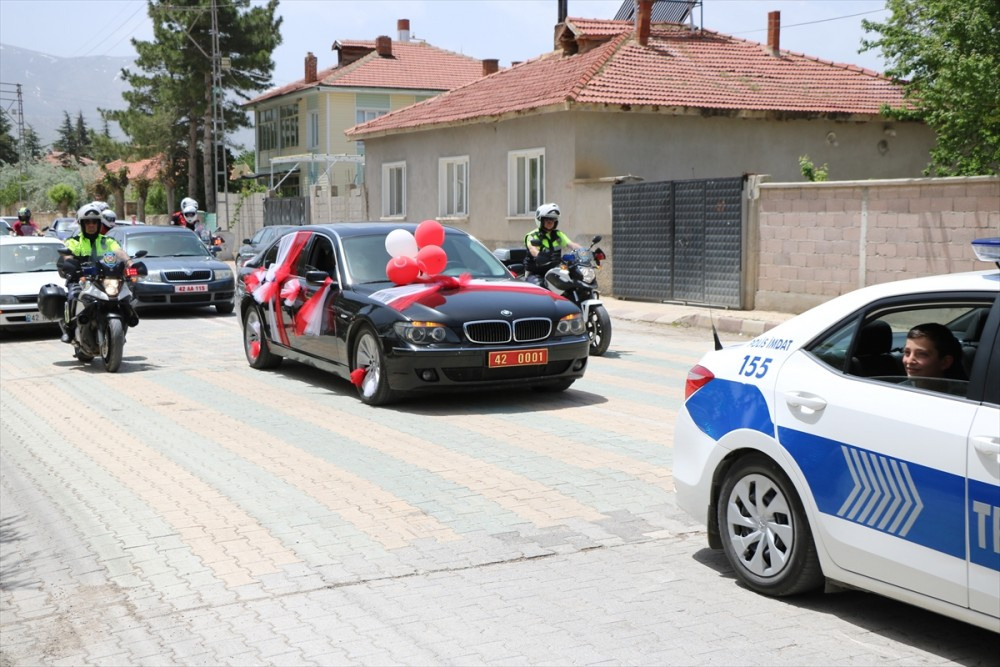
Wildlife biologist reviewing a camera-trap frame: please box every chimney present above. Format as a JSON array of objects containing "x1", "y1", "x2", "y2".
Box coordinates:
[
  {"x1": 397, "y1": 18, "x2": 410, "y2": 42},
  {"x1": 637, "y1": 0, "x2": 653, "y2": 47},
  {"x1": 767, "y1": 11, "x2": 781, "y2": 55},
  {"x1": 557, "y1": 0, "x2": 567, "y2": 24},
  {"x1": 375, "y1": 35, "x2": 392, "y2": 57},
  {"x1": 304, "y1": 52, "x2": 317, "y2": 83},
  {"x1": 482, "y1": 59, "x2": 499, "y2": 76}
]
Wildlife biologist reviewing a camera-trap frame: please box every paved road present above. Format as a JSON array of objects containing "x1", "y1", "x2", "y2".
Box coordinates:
[{"x1": 0, "y1": 313, "x2": 994, "y2": 666}]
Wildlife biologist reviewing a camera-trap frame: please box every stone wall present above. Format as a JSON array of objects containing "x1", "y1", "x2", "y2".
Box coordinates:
[{"x1": 753, "y1": 176, "x2": 1000, "y2": 313}]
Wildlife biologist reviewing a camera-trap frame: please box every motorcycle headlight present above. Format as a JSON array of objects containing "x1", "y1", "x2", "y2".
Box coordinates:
[
  {"x1": 394, "y1": 321, "x2": 453, "y2": 344},
  {"x1": 215, "y1": 269, "x2": 233, "y2": 281},
  {"x1": 103, "y1": 277, "x2": 122, "y2": 297},
  {"x1": 579, "y1": 266, "x2": 597, "y2": 283},
  {"x1": 556, "y1": 313, "x2": 586, "y2": 336}
]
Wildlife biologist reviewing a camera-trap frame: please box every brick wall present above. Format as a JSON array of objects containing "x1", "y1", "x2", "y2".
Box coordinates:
[{"x1": 753, "y1": 176, "x2": 1000, "y2": 313}]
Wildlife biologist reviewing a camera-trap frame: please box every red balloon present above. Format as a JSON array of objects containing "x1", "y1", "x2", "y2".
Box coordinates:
[
  {"x1": 416, "y1": 245, "x2": 447, "y2": 276},
  {"x1": 415, "y1": 219, "x2": 445, "y2": 248},
  {"x1": 386, "y1": 256, "x2": 419, "y2": 285}
]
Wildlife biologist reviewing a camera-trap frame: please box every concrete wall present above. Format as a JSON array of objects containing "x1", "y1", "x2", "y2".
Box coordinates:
[{"x1": 753, "y1": 176, "x2": 1000, "y2": 313}]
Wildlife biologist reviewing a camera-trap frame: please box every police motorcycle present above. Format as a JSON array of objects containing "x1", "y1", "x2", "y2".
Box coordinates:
[
  {"x1": 39, "y1": 249, "x2": 147, "y2": 373},
  {"x1": 495, "y1": 236, "x2": 612, "y2": 356}
]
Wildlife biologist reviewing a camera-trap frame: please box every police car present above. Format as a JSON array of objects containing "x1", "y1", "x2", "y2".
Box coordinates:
[{"x1": 674, "y1": 238, "x2": 1000, "y2": 632}]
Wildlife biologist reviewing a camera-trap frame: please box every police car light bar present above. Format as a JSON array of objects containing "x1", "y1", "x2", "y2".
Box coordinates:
[{"x1": 971, "y1": 237, "x2": 1000, "y2": 266}]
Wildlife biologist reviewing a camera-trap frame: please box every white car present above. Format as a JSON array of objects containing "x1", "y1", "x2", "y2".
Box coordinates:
[
  {"x1": 0, "y1": 236, "x2": 66, "y2": 330},
  {"x1": 674, "y1": 238, "x2": 1000, "y2": 632}
]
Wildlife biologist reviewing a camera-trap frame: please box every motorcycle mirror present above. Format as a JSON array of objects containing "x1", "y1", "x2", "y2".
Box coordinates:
[
  {"x1": 592, "y1": 235, "x2": 603, "y2": 243},
  {"x1": 530, "y1": 238, "x2": 542, "y2": 247},
  {"x1": 132, "y1": 249, "x2": 148, "y2": 259},
  {"x1": 58, "y1": 247, "x2": 72, "y2": 256}
]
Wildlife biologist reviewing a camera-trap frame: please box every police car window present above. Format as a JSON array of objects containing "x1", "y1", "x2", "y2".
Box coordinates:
[{"x1": 805, "y1": 316, "x2": 859, "y2": 372}]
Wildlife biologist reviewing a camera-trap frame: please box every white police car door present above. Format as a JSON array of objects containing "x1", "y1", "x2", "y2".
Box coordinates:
[{"x1": 773, "y1": 352, "x2": 972, "y2": 608}]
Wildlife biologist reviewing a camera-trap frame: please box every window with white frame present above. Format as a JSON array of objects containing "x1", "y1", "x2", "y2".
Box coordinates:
[
  {"x1": 279, "y1": 103, "x2": 299, "y2": 149},
  {"x1": 439, "y1": 156, "x2": 469, "y2": 217},
  {"x1": 382, "y1": 162, "x2": 406, "y2": 218},
  {"x1": 307, "y1": 111, "x2": 319, "y2": 150},
  {"x1": 508, "y1": 148, "x2": 544, "y2": 217},
  {"x1": 354, "y1": 108, "x2": 388, "y2": 158},
  {"x1": 258, "y1": 108, "x2": 277, "y2": 151}
]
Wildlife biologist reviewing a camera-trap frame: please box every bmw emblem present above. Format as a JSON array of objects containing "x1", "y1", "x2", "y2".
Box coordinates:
[{"x1": 500, "y1": 309, "x2": 512, "y2": 317}]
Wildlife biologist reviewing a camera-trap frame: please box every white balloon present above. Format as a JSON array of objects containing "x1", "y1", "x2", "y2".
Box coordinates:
[{"x1": 385, "y1": 229, "x2": 418, "y2": 258}]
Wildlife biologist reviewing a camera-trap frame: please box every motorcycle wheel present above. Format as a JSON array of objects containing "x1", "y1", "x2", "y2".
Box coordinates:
[
  {"x1": 74, "y1": 346, "x2": 94, "y2": 363},
  {"x1": 102, "y1": 318, "x2": 125, "y2": 372},
  {"x1": 587, "y1": 305, "x2": 612, "y2": 356}
]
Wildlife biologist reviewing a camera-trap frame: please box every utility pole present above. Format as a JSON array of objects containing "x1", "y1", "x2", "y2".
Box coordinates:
[
  {"x1": 210, "y1": 0, "x2": 229, "y2": 230},
  {"x1": 0, "y1": 82, "x2": 27, "y2": 203}
]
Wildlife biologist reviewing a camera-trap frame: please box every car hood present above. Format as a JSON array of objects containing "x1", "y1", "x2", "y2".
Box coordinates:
[
  {"x1": 139, "y1": 255, "x2": 230, "y2": 271},
  {"x1": 0, "y1": 270, "x2": 62, "y2": 296},
  {"x1": 366, "y1": 278, "x2": 576, "y2": 321}
]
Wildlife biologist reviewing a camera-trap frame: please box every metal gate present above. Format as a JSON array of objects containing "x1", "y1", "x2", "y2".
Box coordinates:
[
  {"x1": 611, "y1": 177, "x2": 745, "y2": 308},
  {"x1": 263, "y1": 196, "x2": 310, "y2": 227}
]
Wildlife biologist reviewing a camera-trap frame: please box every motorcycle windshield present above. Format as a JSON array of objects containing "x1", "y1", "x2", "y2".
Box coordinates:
[{"x1": 574, "y1": 249, "x2": 594, "y2": 264}]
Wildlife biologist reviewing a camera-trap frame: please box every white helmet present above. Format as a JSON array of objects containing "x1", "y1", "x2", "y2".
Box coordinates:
[
  {"x1": 100, "y1": 209, "x2": 117, "y2": 229},
  {"x1": 77, "y1": 203, "x2": 103, "y2": 222},
  {"x1": 535, "y1": 202, "x2": 560, "y2": 229},
  {"x1": 180, "y1": 197, "x2": 198, "y2": 211},
  {"x1": 182, "y1": 205, "x2": 198, "y2": 222},
  {"x1": 90, "y1": 200, "x2": 110, "y2": 212}
]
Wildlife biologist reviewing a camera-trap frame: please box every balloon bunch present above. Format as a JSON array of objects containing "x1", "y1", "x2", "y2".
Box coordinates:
[{"x1": 385, "y1": 220, "x2": 448, "y2": 286}]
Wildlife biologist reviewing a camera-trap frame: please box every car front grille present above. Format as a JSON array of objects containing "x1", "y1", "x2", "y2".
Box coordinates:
[
  {"x1": 164, "y1": 269, "x2": 213, "y2": 282},
  {"x1": 13, "y1": 295, "x2": 38, "y2": 304},
  {"x1": 464, "y1": 318, "x2": 552, "y2": 344}
]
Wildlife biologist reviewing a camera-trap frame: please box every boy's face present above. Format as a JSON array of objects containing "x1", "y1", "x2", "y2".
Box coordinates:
[{"x1": 903, "y1": 335, "x2": 953, "y2": 378}]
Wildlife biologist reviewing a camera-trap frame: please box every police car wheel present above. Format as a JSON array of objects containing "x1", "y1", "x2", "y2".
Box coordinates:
[{"x1": 717, "y1": 454, "x2": 823, "y2": 596}]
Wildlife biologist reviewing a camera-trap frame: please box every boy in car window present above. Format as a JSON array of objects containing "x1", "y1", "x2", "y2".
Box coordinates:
[{"x1": 902, "y1": 322, "x2": 966, "y2": 393}]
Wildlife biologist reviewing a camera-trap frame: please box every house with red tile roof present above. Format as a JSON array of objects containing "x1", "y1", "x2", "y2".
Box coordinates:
[
  {"x1": 245, "y1": 19, "x2": 494, "y2": 202},
  {"x1": 346, "y1": 10, "x2": 935, "y2": 249}
]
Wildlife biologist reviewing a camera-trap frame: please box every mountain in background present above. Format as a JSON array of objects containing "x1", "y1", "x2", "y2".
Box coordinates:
[{"x1": 0, "y1": 43, "x2": 132, "y2": 148}]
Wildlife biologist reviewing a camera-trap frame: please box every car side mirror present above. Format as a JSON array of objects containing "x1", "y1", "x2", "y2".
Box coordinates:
[
  {"x1": 209, "y1": 246, "x2": 222, "y2": 255},
  {"x1": 305, "y1": 270, "x2": 336, "y2": 286},
  {"x1": 242, "y1": 238, "x2": 251, "y2": 244}
]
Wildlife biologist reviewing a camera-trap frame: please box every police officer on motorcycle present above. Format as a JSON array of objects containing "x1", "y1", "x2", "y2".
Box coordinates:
[
  {"x1": 57, "y1": 204, "x2": 132, "y2": 344},
  {"x1": 523, "y1": 203, "x2": 580, "y2": 286}
]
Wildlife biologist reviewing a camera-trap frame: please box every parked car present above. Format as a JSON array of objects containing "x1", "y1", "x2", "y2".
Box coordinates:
[
  {"x1": 0, "y1": 236, "x2": 66, "y2": 330},
  {"x1": 674, "y1": 237, "x2": 1000, "y2": 632},
  {"x1": 105, "y1": 225, "x2": 235, "y2": 314},
  {"x1": 44, "y1": 217, "x2": 80, "y2": 240},
  {"x1": 237, "y1": 223, "x2": 590, "y2": 406},
  {"x1": 236, "y1": 224, "x2": 297, "y2": 267}
]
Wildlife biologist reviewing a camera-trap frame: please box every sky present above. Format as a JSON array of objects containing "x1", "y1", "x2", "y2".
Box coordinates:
[{"x1": 1, "y1": 0, "x2": 892, "y2": 86}]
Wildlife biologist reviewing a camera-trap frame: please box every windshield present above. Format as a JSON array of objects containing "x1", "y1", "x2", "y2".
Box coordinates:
[
  {"x1": 124, "y1": 233, "x2": 211, "y2": 258},
  {"x1": 343, "y1": 231, "x2": 511, "y2": 284},
  {"x1": 0, "y1": 243, "x2": 63, "y2": 274}
]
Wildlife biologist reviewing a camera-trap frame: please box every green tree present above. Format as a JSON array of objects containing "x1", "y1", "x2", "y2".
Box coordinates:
[
  {"x1": 53, "y1": 112, "x2": 78, "y2": 156},
  {"x1": 23, "y1": 125, "x2": 44, "y2": 160},
  {"x1": 0, "y1": 112, "x2": 17, "y2": 164},
  {"x1": 862, "y1": 0, "x2": 1000, "y2": 175},
  {"x1": 47, "y1": 183, "x2": 78, "y2": 215},
  {"x1": 111, "y1": 0, "x2": 281, "y2": 214},
  {"x1": 799, "y1": 155, "x2": 829, "y2": 182},
  {"x1": 74, "y1": 112, "x2": 93, "y2": 159}
]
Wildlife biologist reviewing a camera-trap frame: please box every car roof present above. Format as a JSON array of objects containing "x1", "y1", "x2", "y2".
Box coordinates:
[
  {"x1": 111, "y1": 225, "x2": 196, "y2": 236},
  {"x1": 299, "y1": 222, "x2": 466, "y2": 239},
  {"x1": 0, "y1": 235, "x2": 66, "y2": 245}
]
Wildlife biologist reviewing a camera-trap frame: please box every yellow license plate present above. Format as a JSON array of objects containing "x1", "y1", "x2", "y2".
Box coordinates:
[{"x1": 488, "y1": 348, "x2": 549, "y2": 368}]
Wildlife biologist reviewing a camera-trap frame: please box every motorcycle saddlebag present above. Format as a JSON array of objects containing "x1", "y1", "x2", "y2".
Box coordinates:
[{"x1": 37, "y1": 284, "x2": 67, "y2": 321}]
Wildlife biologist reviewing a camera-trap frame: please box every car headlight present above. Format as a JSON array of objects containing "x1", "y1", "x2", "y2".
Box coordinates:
[
  {"x1": 556, "y1": 313, "x2": 586, "y2": 335},
  {"x1": 215, "y1": 269, "x2": 233, "y2": 280},
  {"x1": 394, "y1": 321, "x2": 453, "y2": 344},
  {"x1": 579, "y1": 266, "x2": 597, "y2": 283},
  {"x1": 0, "y1": 295, "x2": 17, "y2": 305},
  {"x1": 141, "y1": 269, "x2": 163, "y2": 283}
]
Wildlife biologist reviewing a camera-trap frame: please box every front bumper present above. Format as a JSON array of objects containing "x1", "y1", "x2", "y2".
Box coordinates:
[
  {"x1": 132, "y1": 278, "x2": 236, "y2": 309},
  {"x1": 383, "y1": 336, "x2": 590, "y2": 393}
]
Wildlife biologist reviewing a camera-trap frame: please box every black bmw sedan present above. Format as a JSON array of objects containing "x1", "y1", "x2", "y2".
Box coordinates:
[
  {"x1": 107, "y1": 225, "x2": 236, "y2": 314},
  {"x1": 237, "y1": 223, "x2": 590, "y2": 406}
]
